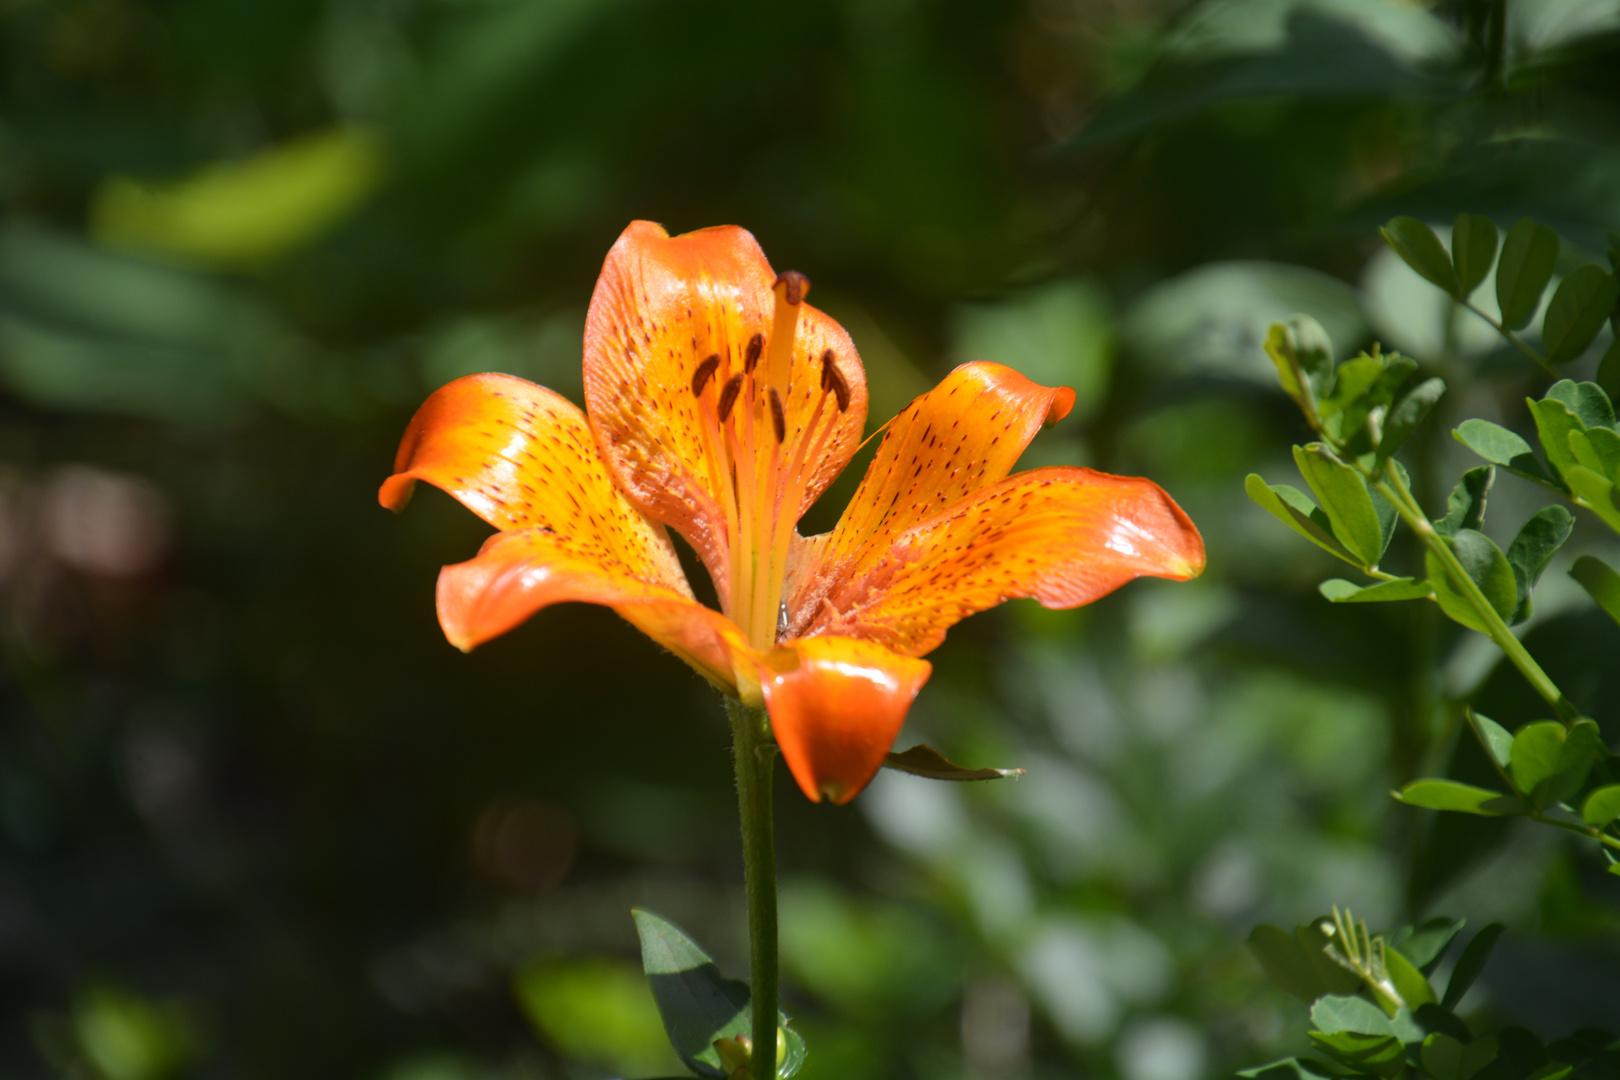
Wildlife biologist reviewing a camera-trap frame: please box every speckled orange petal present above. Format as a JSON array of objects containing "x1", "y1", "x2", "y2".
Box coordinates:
[
  {"x1": 757, "y1": 637, "x2": 931, "y2": 804},
  {"x1": 801, "y1": 467, "x2": 1204, "y2": 657},
  {"x1": 437, "y1": 528, "x2": 750, "y2": 692},
  {"x1": 784, "y1": 362, "x2": 1072, "y2": 634},
  {"x1": 583, "y1": 221, "x2": 868, "y2": 604}
]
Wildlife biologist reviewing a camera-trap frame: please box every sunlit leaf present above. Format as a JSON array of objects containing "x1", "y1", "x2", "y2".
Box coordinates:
[
  {"x1": 1382, "y1": 946, "x2": 1436, "y2": 1010},
  {"x1": 1451, "y1": 213, "x2": 1499, "y2": 297},
  {"x1": 1245, "y1": 475, "x2": 1362, "y2": 565},
  {"x1": 1294, "y1": 443, "x2": 1384, "y2": 566},
  {"x1": 1468, "y1": 711, "x2": 1515, "y2": 771},
  {"x1": 1452, "y1": 420, "x2": 1558, "y2": 488},
  {"x1": 1396, "y1": 780, "x2": 1522, "y2": 815},
  {"x1": 1496, "y1": 218, "x2": 1560, "y2": 331},
  {"x1": 1264, "y1": 317, "x2": 1336, "y2": 419},
  {"x1": 1545, "y1": 378, "x2": 1616, "y2": 430},
  {"x1": 90, "y1": 128, "x2": 383, "y2": 269},
  {"x1": 1581, "y1": 785, "x2": 1620, "y2": 827},
  {"x1": 1312, "y1": 993, "x2": 1395, "y2": 1035},
  {"x1": 1569, "y1": 427, "x2": 1620, "y2": 484},
  {"x1": 1381, "y1": 217, "x2": 1462, "y2": 299},
  {"x1": 1425, "y1": 529, "x2": 1516, "y2": 633},
  {"x1": 1543, "y1": 266, "x2": 1619, "y2": 363},
  {"x1": 1529, "y1": 397, "x2": 1586, "y2": 482},
  {"x1": 1563, "y1": 465, "x2": 1620, "y2": 533},
  {"x1": 1570, "y1": 554, "x2": 1620, "y2": 627},
  {"x1": 1319, "y1": 577, "x2": 1432, "y2": 603}
]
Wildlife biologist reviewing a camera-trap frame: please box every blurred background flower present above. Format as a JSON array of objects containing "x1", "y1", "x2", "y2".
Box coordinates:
[{"x1": 2, "y1": 0, "x2": 1618, "y2": 1077}]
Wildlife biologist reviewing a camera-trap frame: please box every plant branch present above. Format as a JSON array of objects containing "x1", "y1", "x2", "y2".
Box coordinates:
[
  {"x1": 727, "y1": 697, "x2": 779, "y2": 1080},
  {"x1": 1367, "y1": 466, "x2": 1581, "y2": 723},
  {"x1": 1461, "y1": 300, "x2": 1561, "y2": 380}
]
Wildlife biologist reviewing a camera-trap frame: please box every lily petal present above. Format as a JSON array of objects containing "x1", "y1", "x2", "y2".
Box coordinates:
[
  {"x1": 802, "y1": 467, "x2": 1205, "y2": 656},
  {"x1": 584, "y1": 221, "x2": 868, "y2": 605},
  {"x1": 438, "y1": 528, "x2": 751, "y2": 692},
  {"x1": 757, "y1": 636, "x2": 932, "y2": 805},
  {"x1": 379, "y1": 372, "x2": 751, "y2": 685},
  {"x1": 785, "y1": 361, "x2": 1072, "y2": 634}
]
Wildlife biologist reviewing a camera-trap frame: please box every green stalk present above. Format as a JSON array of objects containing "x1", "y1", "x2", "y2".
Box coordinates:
[
  {"x1": 727, "y1": 697, "x2": 779, "y2": 1080},
  {"x1": 1368, "y1": 467, "x2": 1580, "y2": 723},
  {"x1": 1461, "y1": 300, "x2": 1560, "y2": 380}
]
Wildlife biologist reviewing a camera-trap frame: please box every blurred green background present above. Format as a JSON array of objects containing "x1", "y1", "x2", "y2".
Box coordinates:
[{"x1": 3, "y1": 0, "x2": 1619, "y2": 1077}]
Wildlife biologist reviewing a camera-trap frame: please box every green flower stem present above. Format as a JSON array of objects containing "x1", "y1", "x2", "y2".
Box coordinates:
[
  {"x1": 726, "y1": 697, "x2": 779, "y2": 1080},
  {"x1": 1368, "y1": 467, "x2": 1582, "y2": 723},
  {"x1": 1461, "y1": 299, "x2": 1561, "y2": 380}
]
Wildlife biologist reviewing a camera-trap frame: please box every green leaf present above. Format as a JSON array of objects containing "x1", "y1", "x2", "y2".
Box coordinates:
[
  {"x1": 1383, "y1": 946, "x2": 1437, "y2": 1010},
  {"x1": 1309, "y1": 1031, "x2": 1406, "y2": 1078},
  {"x1": 1453, "y1": 420, "x2": 1559, "y2": 488},
  {"x1": 1436, "y1": 466, "x2": 1493, "y2": 538},
  {"x1": 1312, "y1": 994, "x2": 1395, "y2": 1036},
  {"x1": 882, "y1": 744, "x2": 1023, "y2": 782},
  {"x1": 1563, "y1": 465, "x2": 1620, "y2": 533},
  {"x1": 1382, "y1": 217, "x2": 1463, "y2": 299},
  {"x1": 1442, "y1": 923, "x2": 1504, "y2": 1010},
  {"x1": 1570, "y1": 554, "x2": 1620, "y2": 627},
  {"x1": 1424, "y1": 1033, "x2": 1500, "y2": 1080},
  {"x1": 1389, "y1": 917, "x2": 1466, "y2": 973},
  {"x1": 1505, "y1": 506, "x2": 1575, "y2": 622},
  {"x1": 1597, "y1": 337, "x2": 1620, "y2": 404},
  {"x1": 1569, "y1": 427, "x2": 1620, "y2": 484},
  {"x1": 1426, "y1": 529, "x2": 1517, "y2": 633},
  {"x1": 1510, "y1": 721, "x2": 1567, "y2": 797},
  {"x1": 1294, "y1": 443, "x2": 1385, "y2": 566},
  {"x1": 1468, "y1": 711, "x2": 1515, "y2": 770},
  {"x1": 1497, "y1": 218, "x2": 1560, "y2": 331},
  {"x1": 632, "y1": 910, "x2": 807, "y2": 1079},
  {"x1": 1319, "y1": 578, "x2": 1433, "y2": 603},
  {"x1": 1543, "y1": 266, "x2": 1620, "y2": 363},
  {"x1": 1265, "y1": 318, "x2": 1336, "y2": 420},
  {"x1": 1506, "y1": 719, "x2": 1601, "y2": 810},
  {"x1": 1236, "y1": 1058, "x2": 1345, "y2": 1080},
  {"x1": 1395, "y1": 779, "x2": 1523, "y2": 815},
  {"x1": 1452, "y1": 213, "x2": 1499, "y2": 297},
  {"x1": 1319, "y1": 357, "x2": 1384, "y2": 420},
  {"x1": 1581, "y1": 784, "x2": 1620, "y2": 826},
  {"x1": 1379, "y1": 377, "x2": 1445, "y2": 465},
  {"x1": 1247, "y1": 924, "x2": 1354, "y2": 1004},
  {"x1": 1245, "y1": 475, "x2": 1362, "y2": 566},
  {"x1": 1546, "y1": 379, "x2": 1616, "y2": 430},
  {"x1": 1530, "y1": 397, "x2": 1586, "y2": 482}
]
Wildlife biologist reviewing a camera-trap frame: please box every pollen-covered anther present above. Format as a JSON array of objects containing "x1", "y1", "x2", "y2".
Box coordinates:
[
  {"x1": 820, "y1": 349, "x2": 850, "y2": 412},
  {"x1": 769, "y1": 388, "x2": 786, "y2": 443},
  {"x1": 718, "y1": 374, "x2": 745, "y2": 422},
  {"x1": 744, "y1": 333, "x2": 763, "y2": 373},
  {"x1": 775, "y1": 271, "x2": 809, "y2": 306},
  {"x1": 691, "y1": 354, "x2": 720, "y2": 396}
]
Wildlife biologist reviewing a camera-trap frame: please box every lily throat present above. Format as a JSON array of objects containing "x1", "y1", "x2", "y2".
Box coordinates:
[{"x1": 686, "y1": 269, "x2": 850, "y2": 651}]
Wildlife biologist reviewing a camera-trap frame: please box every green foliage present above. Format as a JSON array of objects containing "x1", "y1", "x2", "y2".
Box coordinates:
[
  {"x1": 513, "y1": 958, "x2": 682, "y2": 1076},
  {"x1": 1495, "y1": 219, "x2": 1561, "y2": 332},
  {"x1": 634, "y1": 910, "x2": 807, "y2": 1079}
]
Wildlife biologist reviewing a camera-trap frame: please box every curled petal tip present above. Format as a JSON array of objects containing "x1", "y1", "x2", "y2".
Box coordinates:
[
  {"x1": 1046, "y1": 386, "x2": 1076, "y2": 425},
  {"x1": 378, "y1": 474, "x2": 415, "y2": 513}
]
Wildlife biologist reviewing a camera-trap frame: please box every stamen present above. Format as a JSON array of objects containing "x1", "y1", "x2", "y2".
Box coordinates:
[
  {"x1": 766, "y1": 272, "x2": 809, "y2": 393},
  {"x1": 776, "y1": 271, "x2": 808, "y2": 306},
  {"x1": 691, "y1": 354, "x2": 720, "y2": 396},
  {"x1": 769, "y1": 388, "x2": 786, "y2": 443},
  {"x1": 744, "y1": 333, "x2": 763, "y2": 373},
  {"x1": 777, "y1": 601, "x2": 789, "y2": 640},
  {"x1": 718, "y1": 374, "x2": 744, "y2": 422},
  {"x1": 820, "y1": 349, "x2": 850, "y2": 412}
]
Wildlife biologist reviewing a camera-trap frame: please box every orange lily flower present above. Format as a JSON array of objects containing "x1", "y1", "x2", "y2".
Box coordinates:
[{"x1": 380, "y1": 221, "x2": 1204, "y2": 804}]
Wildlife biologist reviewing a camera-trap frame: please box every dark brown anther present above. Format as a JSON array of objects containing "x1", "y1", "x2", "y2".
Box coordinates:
[
  {"x1": 820, "y1": 348, "x2": 850, "y2": 412},
  {"x1": 744, "y1": 333, "x2": 763, "y2": 373},
  {"x1": 691, "y1": 354, "x2": 720, "y2": 396},
  {"x1": 718, "y1": 374, "x2": 745, "y2": 422},
  {"x1": 769, "y1": 388, "x2": 786, "y2": 443},
  {"x1": 775, "y1": 270, "x2": 809, "y2": 306}
]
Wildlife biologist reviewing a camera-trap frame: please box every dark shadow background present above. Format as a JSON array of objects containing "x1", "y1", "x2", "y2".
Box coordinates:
[{"x1": 2, "y1": 0, "x2": 1619, "y2": 1077}]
